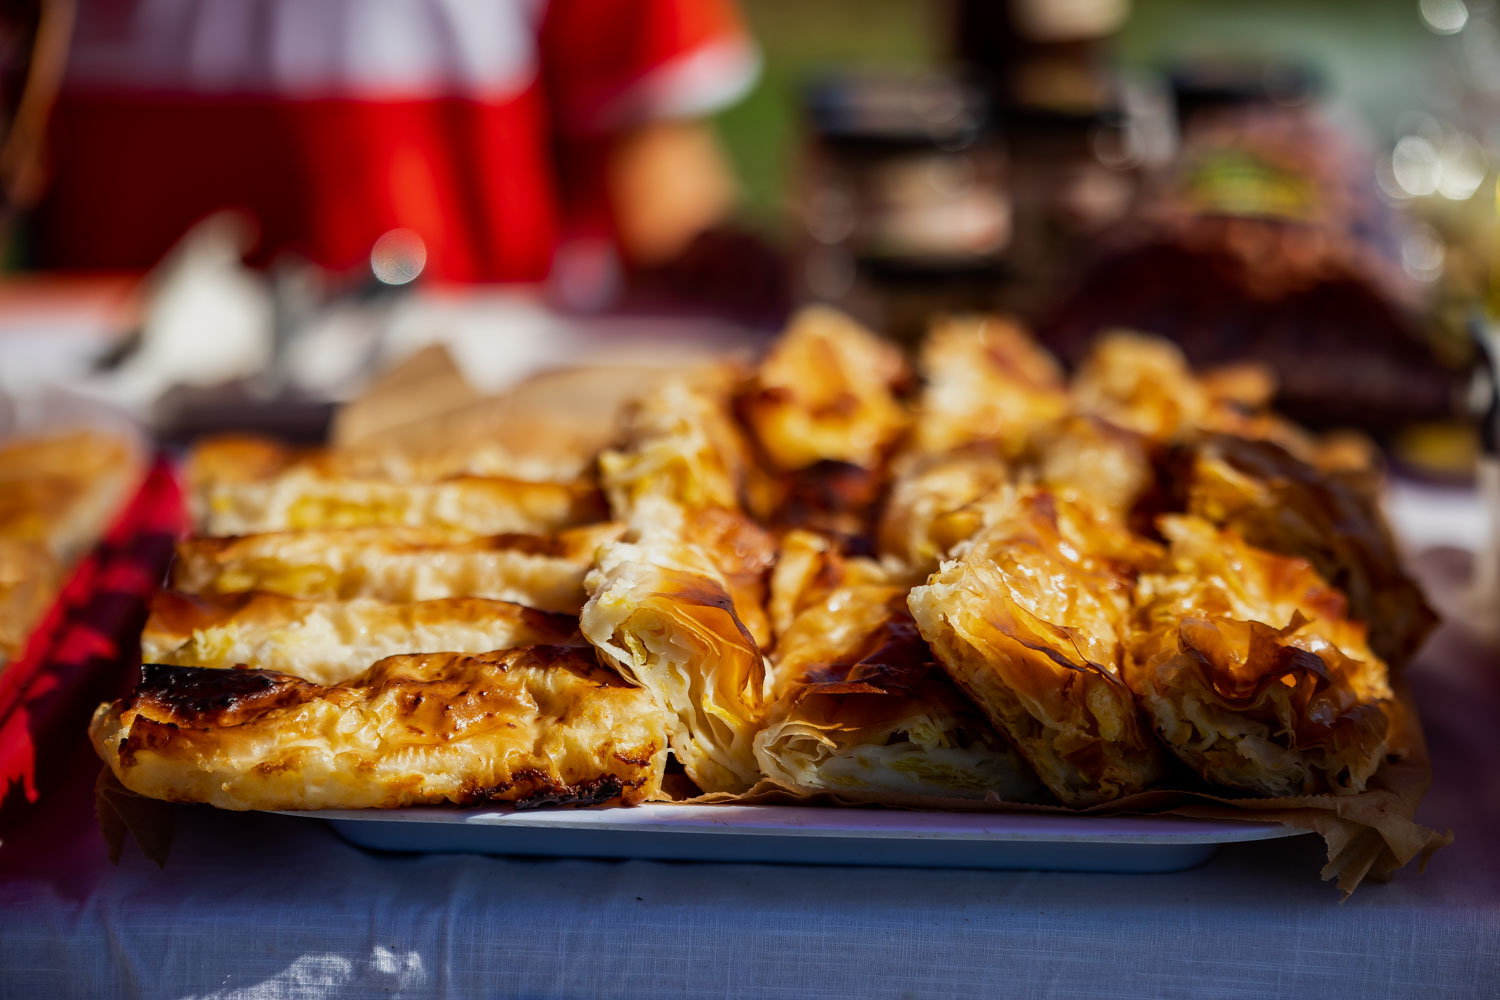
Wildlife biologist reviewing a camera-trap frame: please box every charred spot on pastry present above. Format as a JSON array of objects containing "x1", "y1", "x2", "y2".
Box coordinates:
[
  {"x1": 514, "y1": 774, "x2": 628, "y2": 809},
  {"x1": 131, "y1": 663, "x2": 316, "y2": 727},
  {"x1": 611, "y1": 746, "x2": 660, "y2": 768}
]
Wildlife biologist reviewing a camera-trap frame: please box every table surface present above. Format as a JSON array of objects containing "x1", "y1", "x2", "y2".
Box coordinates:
[{"x1": 0, "y1": 556, "x2": 1497, "y2": 1000}]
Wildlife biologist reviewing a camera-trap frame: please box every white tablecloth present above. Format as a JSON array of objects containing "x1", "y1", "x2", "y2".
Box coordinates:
[{"x1": 2, "y1": 609, "x2": 1497, "y2": 1000}]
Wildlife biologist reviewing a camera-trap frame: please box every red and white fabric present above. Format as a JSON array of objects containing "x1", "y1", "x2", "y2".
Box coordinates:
[{"x1": 35, "y1": 0, "x2": 758, "y2": 282}]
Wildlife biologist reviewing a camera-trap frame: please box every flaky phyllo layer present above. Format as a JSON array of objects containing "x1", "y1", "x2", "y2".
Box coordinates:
[
  {"x1": 756, "y1": 532, "x2": 1041, "y2": 803},
  {"x1": 90, "y1": 648, "x2": 668, "y2": 811},
  {"x1": 908, "y1": 491, "x2": 1165, "y2": 805},
  {"x1": 1181, "y1": 434, "x2": 1436, "y2": 668},
  {"x1": 876, "y1": 449, "x2": 1014, "y2": 574},
  {"x1": 735, "y1": 305, "x2": 910, "y2": 473},
  {"x1": 142, "y1": 590, "x2": 579, "y2": 686},
  {"x1": 170, "y1": 524, "x2": 622, "y2": 614},
  {"x1": 911, "y1": 315, "x2": 1069, "y2": 457},
  {"x1": 599, "y1": 369, "x2": 754, "y2": 514},
  {"x1": 581, "y1": 508, "x2": 771, "y2": 793},
  {"x1": 1126, "y1": 516, "x2": 1395, "y2": 797},
  {"x1": 197, "y1": 469, "x2": 604, "y2": 536}
]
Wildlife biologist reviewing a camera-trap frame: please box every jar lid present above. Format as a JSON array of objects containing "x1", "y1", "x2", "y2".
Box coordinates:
[
  {"x1": 1168, "y1": 60, "x2": 1323, "y2": 124},
  {"x1": 803, "y1": 73, "x2": 994, "y2": 152}
]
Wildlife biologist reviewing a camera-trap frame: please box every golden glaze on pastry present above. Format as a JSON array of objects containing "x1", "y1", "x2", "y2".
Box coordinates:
[
  {"x1": 142, "y1": 590, "x2": 579, "y2": 685},
  {"x1": 170, "y1": 524, "x2": 622, "y2": 614},
  {"x1": 1127, "y1": 516, "x2": 1395, "y2": 796},
  {"x1": 187, "y1": 432, "x2": 594, "y2": 488},
  {"x1": 194, "y1": 468, "x2": 605, "y2": 537},
  {"x1": 1181, "y1": 434, "x2": 1435, "y2": 666},
  {"x1": 90, "y1": 648, "x2": 668, "y2": 810},
  {"x1": 911, "y1": 315, "x2": 1068, "y2": 457},
  {"x1": 581, "y1": 506, "x2": 770, "y2": 793},
  {"x1": 877, "y1": 448, "x2": 1013, "y2": 572},
  {"x1": 908, "y1": 491, "x2": 1165, "y2": 805},
  {"x1": 757, "y1": 532, "x2": 1041, "y2": 802},
  {"x1": 599, "y1": 369, "x2": 758, "y2": 515},
  {"x1": 0, "y1": 430, "x2": 143, "y2": 563},
  {"x1": 600, "y1": 374, "x2": 776, "y2": 647},
  {"x1": 0, "y1": 538, "x2": 61, "y2": 666},
  {"x1": 736, "y1": 305, "x2": 910, "y2": 473}
]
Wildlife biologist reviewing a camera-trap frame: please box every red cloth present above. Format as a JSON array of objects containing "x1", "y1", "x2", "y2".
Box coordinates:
[
  {"x1": 0, "y1": 460, "x2": 183, "y2": 825},
  {"x1": 34, "y1": 0, "x2": 752, "y2": 282}
]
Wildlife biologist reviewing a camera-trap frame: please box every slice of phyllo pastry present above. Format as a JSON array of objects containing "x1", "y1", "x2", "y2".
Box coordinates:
[
  {"x1": 90, "y1": 647, "x2": 669, "y2": 810},
  {"x1": 1179, "y1": 433, "x2": 1436, "y2": 668},
  {"x1": 735, "y1": 305, "x2": 911, "y2": 475},
  {"x1": 186, "y1": 435, "x2": 604, "y2": 537},
  {"x1": 142, "y1": 590, "x2": 579, "y2": 686},
  {"x1": 1126, "y1": 516, "x2": 1396, "y2": 797},
  {"x1": 876, "y1": 447, "x2": 1014, "y2": 574},
  {"x1": 599, "y1": 372, "x2": 777, "y2": 648},
  {"x1": 169, "y1": 524, "x2": 622, "y2": 614},
  {"x1": 599, "y1": 367, "x2": 757, "y2": 516},
  {"x1": 756, "y1": 532, "x2": 1041, "y2": 803},
  {"x1": 908, "y1": 491, "x2": 1166, "y2": 806},
  {"x1": 910, "y1": 314, "x2": 1069, "y2": 458},
  {"x1": 581, "y1": 500, "x2": 771, "y2": 794}
]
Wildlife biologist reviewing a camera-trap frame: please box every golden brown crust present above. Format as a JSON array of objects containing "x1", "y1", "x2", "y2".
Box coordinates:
[
  {"x1": 0, "y1": 538, "x2": 61, "y2": 666},
  {"x1": 194, "y1": 470, "x2": 606, "y2": 537},
  {"x1": 758, "y1": 536, "x2": 1041, "y2": 802},
  {"x1": 90, "y1": 649, "x2": 668, "y2": 810},
  {"x1": 1180, "y1": 434, "x2": 1436, "y2": 667},
  {"x1": 907, "y1": 491, "x2": 1165, "y2": 805},
  {"x1": 169, "y1": 524, "x2": 622, "y2": 614},
  {"x1": 599, "y1": 367, "x2": 759, "y2": 515},
  {"x1": 912, "y1": 315, "x2": 1069, "y2": 457},
  {"x1": 581, "y1": 521, "x2": 769, "y2": 794},
  {"x1": 0, "y1": 430, "x2": 143, "y2": 562},
  {"x1": 876, "y1": 448, "x2": 1013, "y2": 572},
  {"x1": 142, "y1": 590, "x2": 580, "y2": 684},
  {"x1": 1126, "y1": 517, "x2": 1395, "y2": 796},
  {"x1": 735, "y1": 305, "x2": 910, "y2": 473}
]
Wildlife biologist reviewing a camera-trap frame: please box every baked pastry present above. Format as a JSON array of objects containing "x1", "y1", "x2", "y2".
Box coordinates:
[
  {"x1": 0, "y1": 538, "x2": 61, "y2": 667},
  {"x1": 756, "y1": 532, "x2": 1041, "y2": 802},
  {"x1": 674, "y1": 504, "x2": 777, "y2": 650},
  {"x1": 600, "y1": 374, "x2": 776, "y2": 647},
  {"x1": 142, "y1": 590, "x2": 580, "y2": 685},
  {"x1": 911, "y1": 315, "x2": 1069, "y2": 457},
  {"x1": 735, "y1": 305, "x2": 910, "y2": 473},
  {"x1": 876, "y1": 448, "x2": 1012, "y2": 573},
  {"x1": 90, "y1": 647, "x2": 668, "y2": 810},
  {"x1": 193, "y1": 468, "x2": 604, "y2": 537},
  {"x1": 581, "y1": 502, "x2": 770, "y2": 793},
  {"x1": 0, "y1": 429, "x2": 144, "y2": 671},
  {"x1": 599, "y1": 368, "x2": 758, "y2": 515},
  {"x1": 908, "y1": 491, "x2": 1165, "y2": 805},
  {"x1": 169, "y1": 524, "x2": 622, "y2": 614},
  {"x1": 0, "y1": 429, "x2": 143, "y2": 563},
  {"x1": 1127, "y1": 516, "x2": 1395, "y2": 796},
  {"x1": 1071, "y1": 331, "x2": 1261, "y2": 442},
  {"x1": 187, "y1": 432, "x2": 593, "y2": 488},
  {"x1": 1180, "y1": 433, "x2": 1435, "y2": 666},
  {"x1": 1030, "y1": 416, "x2": 1155, "y2": 523}
]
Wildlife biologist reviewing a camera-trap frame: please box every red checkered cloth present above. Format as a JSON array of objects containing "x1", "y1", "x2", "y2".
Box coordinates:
[{"x1": 0, "y1": 459, "x2": 184, "y2": 824}]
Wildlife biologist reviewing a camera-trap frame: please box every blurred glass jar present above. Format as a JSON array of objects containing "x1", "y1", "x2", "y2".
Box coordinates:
[
  {"x1": 794, "y1": 73, "x2": 1010, "y2": 345},
  {"x1": 1001, "y1": 97, "x2": 1149, "y2": 320}
]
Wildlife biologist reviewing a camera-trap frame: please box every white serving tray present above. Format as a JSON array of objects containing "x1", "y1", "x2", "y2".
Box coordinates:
[{"x1": 290, "y1": 804, "x2": 1308, "y2": 874}]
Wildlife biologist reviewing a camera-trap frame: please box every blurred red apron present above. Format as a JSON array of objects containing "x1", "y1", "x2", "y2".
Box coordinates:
[{"x1": 35, "y1": 0, "x2": 754, "y2": 282}]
